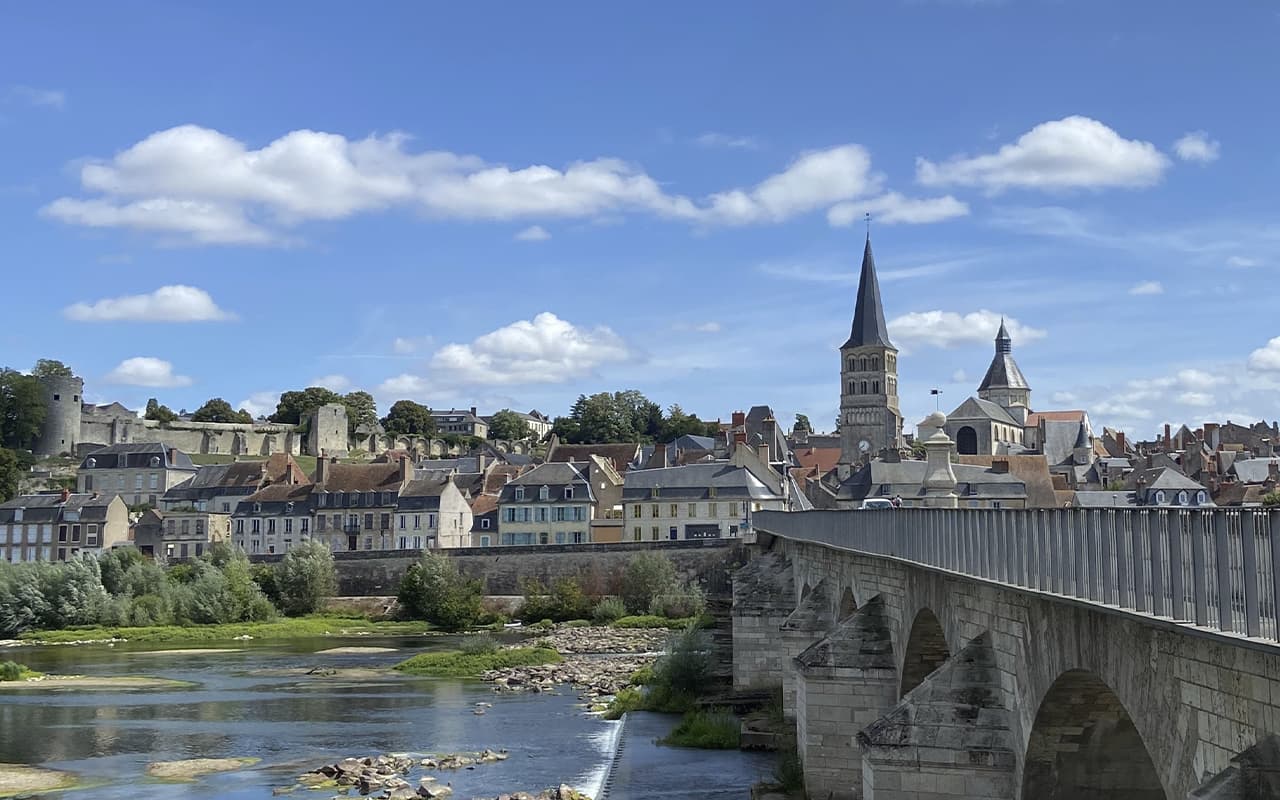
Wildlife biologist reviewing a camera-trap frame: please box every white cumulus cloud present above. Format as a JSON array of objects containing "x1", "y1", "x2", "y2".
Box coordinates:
[
  {"x1": 429, "y1": 312, "x2": 629, "y2": 386},
  {"x1": 63, "y1": 285, "x2": 234, "y2": 322},
  {"x1": 237, "y1": 390, "x2": 281, "y2": 419},
  {"x1": 828, "y1": 192, "x2": 969, "y2": 226},
  {"x1": 515, "y1": 225, "x2": 550, "y2": 241},
  {"x1": 42, "y1": 125, "x2": 957, "y2": 245},
  {"x1": 1128, "y1": 281, "x2": 1164, "y2": 296},
  {"x1": 1173, "y1": 131, "x2": 1220, "y2": 163},
  {"x1": 104, "y1": 357, "x2": 192, "y2": 388},
  {"x1": 916, "y1": 116, "x2": 1170, "y2": 192},
  {"x1": 1248, "y1": 337, "x2": 1280, "y2": 372},
  {"x1": 1177, "y1": 391, "x2": 1214, "y2": 407},
  {"x1": 311, "y1": 374, "x2": 352, "y2": 392},
  {"x1": 694, "y1": 132, "x2": 760, "y2": 150},
  {"x1": 887, "y1": 310, "x2": 1046, "y2": 350}
]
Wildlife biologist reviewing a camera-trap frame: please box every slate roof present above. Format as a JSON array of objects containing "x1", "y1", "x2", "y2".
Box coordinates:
[
  {"x1": 949, "y1": 396, "x2": 1018, "y2": 426},
  {"x1": 834, "y1": 458, "x2": 1026, "y2": 503},
  {"x1": 1074, "y1": 491, "x2": 1137, "y2": 507},
  {"x1": 978, "y1": 319, "x2": 1030, "y2": 392},
  {"x1": 315, "y1": 463, "x2": 405, "y2": 492},
  {"x1": 956, "y1": 455, "x2": 1058, "y2": 508},
  {"x1": 843, "y1": 237, "x2": 894, "y2": 349},
  {"x1": 79, "y1": 441, "x2": 197, "y2": 471},
  {"x1": 0, "y1": 492, "x2": 117, "y2": 523},
  {"x1": 1231, "y1": 458, "x2": 1280, "y2": 484},
  {"x1": 499, "y1": 462, "x2": 594, "y2": 503},
  {"x1": 1128, "y1": 466, "x2": 1208, "y2": 492},
  {"x1": 234, "y1": 482, "x2": 314, "y2": 515},
  {"x1": 1042, "y1": 419, "x2": 1088, "y2": 466},
  {"x1": 622, "y1": 462, "x2": 783, "y2": 502},
  {"x1": 547, "y1": 442, "x2": 641, "y2": 473},
  {"x1": 1026, "y1": 410, "x2": 1086, "y2": 427},
  {"x1": 396, "y1": 478, "x2": 452, "y2": 511}
]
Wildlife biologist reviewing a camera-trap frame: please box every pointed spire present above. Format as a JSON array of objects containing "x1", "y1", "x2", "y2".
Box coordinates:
[
  {"x1": 844, "y1": 235, "x2": 894, "y2": 349},
  {"x1": 994, "y1": 318, "x2": 1012, "y2": 354}
]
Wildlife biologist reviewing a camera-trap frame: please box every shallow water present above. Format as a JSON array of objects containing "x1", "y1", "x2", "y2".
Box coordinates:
[{"x1": 1, "y1": 636, "x2": 771, "y2": 799}]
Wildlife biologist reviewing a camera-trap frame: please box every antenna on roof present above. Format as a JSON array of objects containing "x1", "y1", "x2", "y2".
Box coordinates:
[{"x1": 865, "y1": 211, "x2": 871, "y2": 240}]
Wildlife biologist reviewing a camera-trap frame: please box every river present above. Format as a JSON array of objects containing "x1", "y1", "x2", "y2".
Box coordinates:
[{"x1": 1, "y1": 636, "x2": 773, "y2": 799}]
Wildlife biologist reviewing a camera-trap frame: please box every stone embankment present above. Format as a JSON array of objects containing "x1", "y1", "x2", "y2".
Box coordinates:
[
  {"x1": 483, "y1": 625, "x2": 667, "y2": 702},
  {"x1": 288, "y1": 753, "x2": 588, "y2": 800}
]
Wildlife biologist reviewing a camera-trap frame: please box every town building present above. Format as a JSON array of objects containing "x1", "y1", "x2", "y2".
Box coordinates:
[
  {"x1": 394, "y1": 477, "x2": 474, "y2": 550},
  {"x1": 308, "y1": 458, "x2": 413, "y2": 551},
  {"x1": 161, "y1": 454, "x2": 308, "y2": 514},
  {"x1": 133, "y1": 508, "x2": 231, "y2": 560},
  {"x1": 546, "y1": 439, "x2": 643, "y2": 474},
  {"x1": 0, "y1": 490, "x2": 129, "y2": 562},
  {"x1": 496, "y1": 462, "x2": 595, "y2": 545},
  {"x1": 76, "y1": 442, "x2": 199, "y2": 507},
  {"x1": 431, "y1": 408, "x2": 489, "y2": 439},
  {"x1": 231, "y1": 482, "x2": 315, "y2": 555},
  {"x1": 838, "y1": 236, "x2": 902, "y2": 471}
]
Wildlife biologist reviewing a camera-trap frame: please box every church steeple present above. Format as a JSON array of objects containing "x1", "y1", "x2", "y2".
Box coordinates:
[
  {"x1": 994, "y1": 317, "x2": 1012, "y2": 354},
  {"x1": 844, "y1": 236, "x2": 894, "y2": 349},
  {"x1": 978, "y1": 317, "x2": 1031, "y2": 413}
]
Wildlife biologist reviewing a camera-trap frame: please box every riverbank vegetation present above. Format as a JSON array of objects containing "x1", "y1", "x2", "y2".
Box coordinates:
[
  {"x1": 604, "y1": 623, "x2": 711, "y2": 718},
  {"x1": 660, "y1": 709, "x2": 741, "y2": 749},
  {"x1": 18, "y1": 614, "x2": 432, "y2": 645},
  {"x1": 0, "y1": 660, "x2": 40, "y2": 680},
  {"x1": 393, "y1": 646, "x2": 562, "y2": 677}
]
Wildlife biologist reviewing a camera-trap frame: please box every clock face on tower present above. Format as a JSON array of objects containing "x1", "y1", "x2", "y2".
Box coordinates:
[{"x1": 858, "y1": 439, "x2": 871, "y2": 454}]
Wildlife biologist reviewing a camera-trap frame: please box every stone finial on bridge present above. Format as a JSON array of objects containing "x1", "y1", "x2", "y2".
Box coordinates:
[
  {"x1": 793, "y1": 594, "x2": 897, "y2": 800},
  {"x1": 731, "y1": 551, "x2": 794, "y2": 689},
  {"x1": 920, "y1": 411, "x2": 958, "y2": 508},
  {"x1": 856, "y1": 631, "x2": 1015, "y2": 799},
  {"x1": 779, "y1": 579, "x2": 839, "y2": 721},
  {"x1": 1190, "y1": 734, "x2": 1280, "y2": 799}
]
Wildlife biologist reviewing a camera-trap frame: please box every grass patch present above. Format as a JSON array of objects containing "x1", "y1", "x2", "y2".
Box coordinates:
[
  {"x1": 611, "y1": 615, "x2": 702, "y2": 629},
  {"x1": 660, "y1": 709, "x2": 741, "y2": 749},
  {"x1": 18, "y1": 615, "x2": 434, "y2": 645},
  {"x1": 629, "y1": 665, "x2": 655, "y2": 686},
  {"x1": 0, "y1": 661, "x2": 42, "y2": 681},
  {"x1": 602, "y1": 686, "x2": 643, "y2": 720},
  {"x1": 393, "y1": 647, "x2": 562, "y2": 677}
]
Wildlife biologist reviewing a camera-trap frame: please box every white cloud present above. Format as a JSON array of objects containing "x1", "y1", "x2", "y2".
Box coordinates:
[
  {"x1": 1176, "y1": 369, "x2": 1216, "y2": 391},
  {"x1": 828, "y1": 192, "x2": 969, "y2": 226},
  {"x1": 1128, "y1": 280, "x2": 1164, "y2": 296},
  {"x1": 887, "y1": 310, "x2": 1046, "y2": 350},
  {"x1": 1173, "y1": 131, "x2": 1220, "y2": 163},
  {"x1": 515, "y1": 225, "x2": 550, "y2": 241},
  {"x1": 1177, "y1": 391, "x2": 1214, "y2": 407},
  {"x1": 237, "y1": 390, "x2": 281, "y2": 419},
  {"x1": 673, "y1": 321, "x2": 722, "y2": 333},
  {"x1": 1248, "y1": 337, "x2": 1280, "y2": 372},
  {"x1": 7, "y1": 85, "x2": 65, "y2": 109},
  {"x1": 951, "y1": 369, "x2": 968, "y2": 383},
  {"x1": 63, "y1": 285, "x2": 234, "y2": 322},
  {"x1": 311, "y1": 374, "x2": 352, "y2": 392},
  {"x1": 47, "y1": 125, "x2": 955, "y2": 244},
  {"x1": 429, "y1": 312, "x2": 629, "y2": 386},
  {"x1": 392, "y1": 336, "x2": 434, "y2": 355},
  {"x1": 104, "y1": 357, "x2": 192, "y2": 387},
  {"x1": 695, "y1": 132, "x2": 760, "y2": 150},
  {"x1": 1051, "y1": 391, "x2": 1079, "y2": 404},
  {"x1": 916, "y1": 116, "x2": 1170, "y2": 192},
  {"x1": 1227, "y1": 255, "x2": 1260, "y2": 268}
]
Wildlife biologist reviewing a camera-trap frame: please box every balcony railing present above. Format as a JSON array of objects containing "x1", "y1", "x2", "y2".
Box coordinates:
[{"x1": 754, "y1": 508, "x2": 1280, "y2": 645}]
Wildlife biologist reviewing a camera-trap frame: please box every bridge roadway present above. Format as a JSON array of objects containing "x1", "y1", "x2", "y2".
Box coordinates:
[{"x1": 735, "y1": 508, "x2": 1280, "y2": 799}]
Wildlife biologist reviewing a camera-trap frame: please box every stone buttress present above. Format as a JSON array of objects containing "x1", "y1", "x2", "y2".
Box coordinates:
[
  {"x1": 780, "y1": 578, "x2": 839, "y2": 722},
  {"x1": 731, "y1": 551, "x2": 794, "y2": 690}
]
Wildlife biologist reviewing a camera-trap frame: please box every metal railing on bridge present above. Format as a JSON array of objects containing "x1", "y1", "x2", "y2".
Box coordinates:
[{"x1": 754, "y1": 508, "x2": 1280, "y2": 643}]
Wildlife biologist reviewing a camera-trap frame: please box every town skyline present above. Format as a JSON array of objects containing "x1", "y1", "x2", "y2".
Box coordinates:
[{"x1": 4, "y1": 3, "x2": 1280, "y2": 438}]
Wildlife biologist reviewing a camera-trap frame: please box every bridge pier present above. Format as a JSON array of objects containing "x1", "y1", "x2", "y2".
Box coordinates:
[
  {"x1": 794, "y1": 595, "x2": 897, "y2": 800},
  {"x1": 780, "y1": 578, "x2": 838, "y2": 721},
  {"x1": 857, "y1": 632, "x2": 1015, "y2": 800},
  {"x1": 1190, "y1": 734, "x2": 1280, "y2": 799},
  {"x1": 731, "y1": 551, "x2": 793, "y2": 690}
]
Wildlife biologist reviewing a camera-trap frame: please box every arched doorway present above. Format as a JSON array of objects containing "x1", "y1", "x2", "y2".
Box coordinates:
[
  {"x1": 900, "y1": 608, "x2": 948, "y2": 697},
  {"x1": 838, "y1": 587, "x2": 857, "y2": 620},
  {"x1": 1022, "y1": 670, "x2": 1165, "y2": 800},
  {"x1": 956, "y1": 425, "x2": 979, "y2": 455}
]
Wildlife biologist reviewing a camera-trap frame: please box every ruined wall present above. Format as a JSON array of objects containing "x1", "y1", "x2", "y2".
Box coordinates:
[{"x1": 79, "y1": 414, "x2": 300, "y2": 456}]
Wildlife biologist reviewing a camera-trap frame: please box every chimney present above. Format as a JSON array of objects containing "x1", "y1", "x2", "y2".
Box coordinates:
[
  {"x1": 60, "y1": 487, "x2": 70, "y2": 503},
  {"x1": 1269, "y1": 462, "x2": 1279, "y2": 484},
  {"x1": 731, "y1": 410, "x2": 746, "y2": 428},
  {"x1": 991, "y1": 458, "x2": 1010, "y2": 474},
  {"x1": 167, "y1": 447, "x2": 178, "y2": 465},
  {"x1": 470, "y1": 406, "x2": 477, "y2": 418},
  {"x1": 315, "y1": 456, "x2": 329, "y2": 486},
  {"x1": 756, "y1": 441, "x2": 770, "y2": 463},
  {"x1": 762, "y1": 417, "x2": 777, "y2": 461},
  {"x1": 1116, "y1": 431, "x2": 1126, "y2": 452},
  {"x1": 653, "y1": 442, "x2": 667, "y2": 467},
  {"x1": 1164, "y1": 424, "x2": 1172, "y2": 450},
  {"x1": 399, "y1": 453, "x2": 412, "y2": 484},
  {"x1": 477, "y1": 453, "x2": 488, "y2": 473}
]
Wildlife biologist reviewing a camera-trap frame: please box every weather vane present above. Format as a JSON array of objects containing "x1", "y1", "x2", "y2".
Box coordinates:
[{"x1": 865, "y1": 211, "x2": 871, "y2": 237}]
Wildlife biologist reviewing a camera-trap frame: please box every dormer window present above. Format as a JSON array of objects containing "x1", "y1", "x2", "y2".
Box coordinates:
[
  {"x1": 1197, "y1": 490, "x2": 1207, "y2": 505},
  {"x1": 515, "y1": 487, "x2": 525, "y2": 500},
  {"x1": 1154, "y1": 490, "x2": 1166, "y2": 505},
  {"x1": 1177, "y1": 490, "x2": 1188, "y2": 505},
  {"x1": 150, "y1": 456, "x2": 161, "y2": 467},
  {"x1": 86, "y1": 457, "x2": 96, "y2": 468},
  {"x1": 253, "y1": 502, "x2": 262, "y2": 513},
  {"x1": 708, "y1": 486, "x2": 717, "y2": 498},
  {"x1": 539, "y1": 486, "x2": 550, "y2": 500},
  {"x1": 351, "y1": 493, "x2": 361, "y2": 506},
  {"x1": 285, "y1": 502, "x2": 294, "y2": 513},
  {"x1": 564, "y1": 487, "x2": 574, "y2": 499}
]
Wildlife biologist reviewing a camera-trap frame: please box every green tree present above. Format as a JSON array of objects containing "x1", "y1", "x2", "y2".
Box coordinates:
[
  {"x1": 1263, "y1": 491, "x2": 1280, "y2": 508},
  {"x1": 144, "y1": 398, "x2": 179, "y2": 425},
  {"x1": 275, "y1": 540, "x2": 338, "y2": 615},
  {"x1": 550, "y1": 390, "x2": 673, "y2": 444},
  {"x1": 382, "y1": 400, "x2": 437, "y2": 437},
  {"x1": 31, "y1": 359, "x2": 73, "y2": 379},
  {"x1": 342, "y1": 390, "x2": 378, "y2": 433},
  {"x1": 269, "y1": 387, "x2": 344, "y2": 425},
  {"x1": 397, "y1": 551, "x2": 482, "y2": 631},
  {"x1": 0, "y1": 449, "x2": 20, "y2": 503},
  {"x1": 191, "y1": 398, "x2": 252, "y2": 424},
  {"x1": 98, "y1": 547, "x2": 145, "y2": 596},
  {"x1": 487, "y1": 409, "x2": 532, "y2": 441},
  {"x1": 621, "y1": 551, "x2": 679, "y2": 615},
  {"x1": 0, "y1": 368, "x2": 46, "y2": 451},
  {"x1": 659, "y1": 405, "x2": 718, "y2": 442},
  {"x1": 795, "y1": 414, "x2": 813, "y2": 434}
]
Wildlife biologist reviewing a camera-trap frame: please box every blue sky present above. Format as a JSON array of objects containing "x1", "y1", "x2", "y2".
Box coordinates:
[{"x1": 3, "y1": 2, "x2": 1279, "y2": 438}]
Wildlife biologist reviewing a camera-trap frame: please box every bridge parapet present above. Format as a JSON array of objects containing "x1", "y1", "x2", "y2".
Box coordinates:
[{"x1": 756, "y1": 507, "x2": 1280, "y2": 645}]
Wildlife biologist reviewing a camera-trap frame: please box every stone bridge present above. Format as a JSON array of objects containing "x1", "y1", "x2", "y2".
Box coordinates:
[{"x1": 733, "y1": 508, "x2": 1280, "y2": 799}]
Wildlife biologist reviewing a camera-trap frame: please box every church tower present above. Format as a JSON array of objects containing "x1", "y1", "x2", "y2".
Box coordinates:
[
  {"x1": 977, "y1": 319, "x2": 1031, "y2": 423},
  {"x1": 839, "y1": 236, "x2": 902, "y2": 467}
]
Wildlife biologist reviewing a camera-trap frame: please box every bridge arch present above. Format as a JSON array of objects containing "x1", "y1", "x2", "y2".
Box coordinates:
[
  {"x1": 899, "y1": 607, "x2": 949, "y2": 698},
  {"x1": 1021, "y1": 669, "x2": 1165, "y2": 800}
]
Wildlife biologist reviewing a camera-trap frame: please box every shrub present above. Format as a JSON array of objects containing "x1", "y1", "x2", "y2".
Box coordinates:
[
  {"x1": 653, "y1": 623, "x2": 711, "y2": 697},
  {"x1": 591, "y1": 597, "x2": 626, "y2": 624},
  {"x1": 1264, "y1": 491, "x2": 1280, "y2": 508},
  {"x1": 629, "y1": 664, "x2": 655, "y2": 686},
  {"x1": 393, "y1": 647, "x2": 562, "y2": 677},
  {"x1": 398, "y1": 552, "x2": 483, "y2": 631},
  {"x1": 274, "y1": 541, "x2": 338, "y2": 616},
  {"x1": 459, "y1": 634, "x2": 498, "y2": 654},
  {"x1": 518, "y1": 577, "x2": 594, "y2": 622},
  {"x1": 771, "y1": 741, "x2": 805, "y2": 792},
  {"x1": 649, "y1": 583, "x2": 706, "y2": 620},
  {"x1": 0, "y1": 661, "x2": 25, "y2": 681},
  {"x1": 660, "y1": 709, "x2": 740, "y2": 749},
  {"x1": 612, "y1": 615, "x2": 700, "y2": 629},
  {"x1": 603, "y1": 686, "x2": 643, "y2": 720},
  {"x1": 621, "y1": 552, "x2": 678, "y2": 615}
]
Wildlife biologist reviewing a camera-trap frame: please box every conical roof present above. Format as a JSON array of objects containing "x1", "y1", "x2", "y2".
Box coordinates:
[
  {"x1": 978, "y1": 319, "x2": 1029, "y2": 391},
  {"x1": 842, "y1": 237, "x2": 894, "y2": 349}
]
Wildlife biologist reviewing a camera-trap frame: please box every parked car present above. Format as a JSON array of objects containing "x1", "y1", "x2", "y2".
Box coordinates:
[{"x1": 860, "y1": 498, "x2": 895, "y2": 510}]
